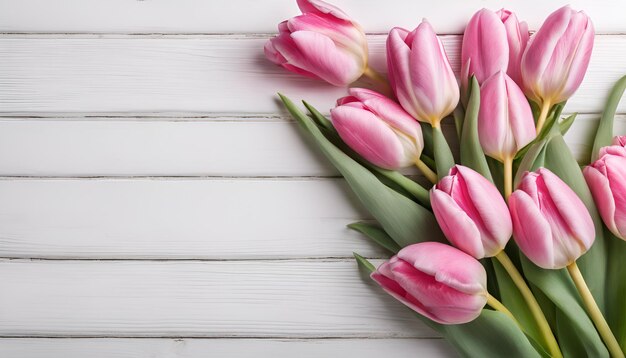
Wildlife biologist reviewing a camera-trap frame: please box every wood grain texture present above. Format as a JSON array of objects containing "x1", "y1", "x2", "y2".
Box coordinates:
[
  {"x1": 0, "y1": 115, "x2": 622, "y2": 177},
  {"x1": 0, "y1": 259, "x2": 435, "y2": 337},
  {"x1": 1, "y1": 35, "x2": 625, "y2": 114},
  {"x1": 0, "y1": 178, "x2": 389, "y2": 259},
  {"x1": 0, "y1": 338, "x2": 455, "y2": 358},
  {"x1": 0, "y1": 0, "x2": 623, "y2": 34}
]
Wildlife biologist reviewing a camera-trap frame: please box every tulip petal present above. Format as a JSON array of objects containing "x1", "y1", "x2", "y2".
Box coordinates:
[
  {"x1": 348, "y1": 88, "x2": 422, "y2": 140},
  {"x1": 297, "y1": 0, "x2": 352, "y2": 21},
  {"x1": 387, "y1": 28, "x2": 420, "y2": 119},
  {"x1": 289, "y1": 30, "x2": 364, "y2": 86},
  {"x1": 330, "y1": 105, "x2": 410, "y2": 169},
  {"x1": 461, "y1": 9, "x2": 509, "y2": 84},
  {"x1": 509, "y1": 190, "x2": 555, "y2": 269},
  {"x1": 265, "y1": 34, "x2": 321, "y2": 80},
  {"x1": 397, "y1": 242, "x2": 487, "y2": 294},
  {"x1": 584, "y1": 165, "x2": 619, "y2": 237},
  {"x1": 431, "y1": 188, "x2": 485, "y2": 258},
  {"x1": 538, "y1": 168, "x2": 595, "y2": 252}
]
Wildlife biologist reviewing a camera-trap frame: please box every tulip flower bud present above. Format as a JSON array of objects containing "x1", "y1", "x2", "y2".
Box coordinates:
[
  {"x1": 520, "y1": 6, "x2": 594, "y2": 105},
  {"x1": 461, "y1": 9, "x2": 509, "y2": 89},
  {"x1": 509, "y1": 168, "x2": 595, "y2": 269},
  {"x1": 371, "y1": 242, "x2": 487, "y2": 324},
  {"x1": 431, "y1": 165, "x2": 512, "y2": 259},
  {"x1": 612, "y1": 135, "x2": 626, "y2": 147},
  {"x1": 496, "y1": 9, "x2": 529, "y2": 87},
  {"x1": 387, "y1": 20, "x2": 459, "y2": 126},
  {"x1": 584, "y1": 147, "x2": 626, "y2": 240},
  {"x1": 330, "y1": 88, "x2": 424, "y2": 170},
  {"x1": 478, "y1": 71, "x2": 536, "y2": 162},
  {"x1": 264, "y1": 0, "x2": 368, "y2": 86}
]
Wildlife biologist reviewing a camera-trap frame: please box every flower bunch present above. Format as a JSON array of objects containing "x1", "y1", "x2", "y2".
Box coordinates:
[{"x1": 266, "y1": 1, "x2": 626, "y2": 356}]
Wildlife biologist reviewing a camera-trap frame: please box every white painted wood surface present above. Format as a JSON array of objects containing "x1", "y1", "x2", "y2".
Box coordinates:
[
  {"x1": 0, "y1": 338, "x2": 455, "y2": 358},
  {"x1": 0, "y1": 0, "x2": 624, "y2": 357},
  {"x1": 1, "y1": 36, "x2": 625, "y2": 114}
]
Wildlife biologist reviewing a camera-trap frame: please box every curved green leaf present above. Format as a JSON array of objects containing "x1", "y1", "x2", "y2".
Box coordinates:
[
  {"x1": 280, "y1": 94, "x2": 444, "y2": 247},
  {"x1": 591, "y1": 75, "x2": 626, "y2": 161},
  {"x1": 348, "y1": 222, "x2": 400, "y2": 254},
  {"x1": 605, "y1": 231, "x2": 626, "y2": 351},
  {"x1": 353, "y1": 252, "x2": 376, "y2": 273},
  {"x1": 433, "y1": 125, "x2": 456, "y2": 179},
  {"x1": 560, "y1": 113, "x2": 577, "y2": 136},
  {"x1": 460, "y1": 76, "x2": 493, "y2": 181}
]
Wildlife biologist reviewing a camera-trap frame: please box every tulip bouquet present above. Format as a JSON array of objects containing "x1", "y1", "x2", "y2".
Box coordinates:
[{"x1": 265, "y1": 1, "x2": 626, "y2": 356}]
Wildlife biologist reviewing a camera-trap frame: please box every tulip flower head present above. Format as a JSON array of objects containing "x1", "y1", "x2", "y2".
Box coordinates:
[
  {"x1": 520, "y1": 6, "x2": 595, "y2": 106},
  {"x1": 431, "y1": 165, "x2": 513, "y2": 259},
  {"x1": 386, "y1": 20, "x2": 459, "y2": 126},
  {"x1": 478, "y1": 71, "x2": 536, "y2": 162},
  {"x1": 371, "y1": 242, "x2": 487, "y2": 324},
  {"x1": 509, "y1": 168, "x2": 595, "y2": 269},
  {"x1": 330, "y1": 88, "x2": 424, "y2": 170},
  {"x1": 584, "y1": 147, "x2": 626, "y2": 240},
  {"x1": 264, "y1": 0, "x2": 368, "y2": 86},
  {"x1": 461, "y1": 9, "x2": 509, "y2": 89},
  {"x1": 496, "y1": 9, "x2": 529, "y2": 87}
]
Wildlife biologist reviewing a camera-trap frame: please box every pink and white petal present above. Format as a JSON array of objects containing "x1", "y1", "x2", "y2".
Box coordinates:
[
  {"x1": 387, "y1": 28, "x2": 420, "y2": 119},
  {"x1": 297, "y1": 0, "x2": 352, "y2": 21},
  {"x1": 456, "y1": 165, "x2": 512, "y2": 247},
  {"x1": 397, "y1": 242, "x2": 487, "y2": 294},
  {"x1": 539, "y1": 168, "x2": 595, "y2": 250},
  {"x1": 584, "y1": 165, "x2": 619, "y2": 238},
  {"x1": 509, "y1": 190, "x2": 556, "y2": 269},
  {"x1": 290, "y1": 30, "x2": 364, "y2": 86},
  {"x1": 330, "y1": 106, "x2": 406, "y2": 169},
  {"x1": 431, "y1": 189, "x2": 486, "y2": 259}
]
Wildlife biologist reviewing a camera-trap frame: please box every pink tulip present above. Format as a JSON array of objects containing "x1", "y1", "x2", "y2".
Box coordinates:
[
  {"x1": 478, "y1": 71, "x2": 536, "y2": 162},
  {"x1": 371, "y1": 242, "x2": 487, "y2": 324},
  {"x1": 520, "y1": 6, "x2": 594, "y2": 105},
  {"x1": 509, "y1": 168, "x2": 595, "y2": 269},
  {"x1": 264, "y1": 0, "x2": 368, "y2": 86},
  {"x1": 431, "y1": 165, "x2": 512, "y2": 259},
  {"x1": 584, "y1": 147, "x2": 626, "y2": 240},
  {"x1": 387, "y1": 20, "x2": 459, "y2": 126},
  {"x1": 496, "y1": 9, "x2": 529, "y2": 87},
  {"x1": 461, "y1": 9, "x2": 509, "y2": 89},
  {"x1": 612, "y1": 135, "x2": 626, "y2": 147},
  {"x1": 330, "y1": 88, "x2": 423, "y2": 170}
]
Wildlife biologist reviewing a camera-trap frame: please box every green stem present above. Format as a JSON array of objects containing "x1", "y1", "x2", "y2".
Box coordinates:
[
  {"x1": 503, "y1": 156, "x2": 513, "y2": 200},
  {"x1": 567, "y1": 262, "x2": 625, "y2": 358},
  {"x1": 415, "y1": 158, "x2": 437, "y2": 184},
  {"x1": 432, "y1": 123, "x2": 455, "y2": 180},
  {"x1": 495, "y1": 252, "x2": 563, "y2": 358},
  {"x1": 536, "y1": 100, "x2": 552, "y2": 135},
  {"x1": 486, "y1": 293, "x2": 518, "y2": 325}
]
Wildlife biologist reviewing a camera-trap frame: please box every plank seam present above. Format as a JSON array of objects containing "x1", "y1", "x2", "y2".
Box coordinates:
[{"x1": 0, "y1": 335, "x2": 442, "y2": 340}]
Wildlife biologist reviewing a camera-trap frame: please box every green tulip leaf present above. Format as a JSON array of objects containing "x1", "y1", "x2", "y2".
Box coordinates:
[
  {"x1": 348, "y1": 221, "x2": 401, "y2": 254},
  {"x1": 420, "y1": 122, "x2": 434, "y2": 158},
  {"x1": 453, "y1": 104, "x2": 465, "y2": 139},
  {"x1": 432, "y1": 125, "x2": 456, "y2": 179},
  {"x1": 438, "y1": 310, "x2": 542, "y2": 358},
  {"x1": 604, "y1": 231, "x2": 626, "y2": 351},
  {"x1": 460, "y1": 76, "x2": 493, "y2": 182},
  {"x1": 280, "y1": 94, "x2": 444, "y2": 247},
  {"x1": 520, "y1": 257, "x2": 609, "y2": 357},
  {"x1": 303, "y1": 100, "x2": 334, "y2": 131},
  {"x1": 559, "y1": 113, "x2": 577, "y2": 136},
  {"x1": 492, "y1": 258, "x2": 549, "y2": 355},
  {"x1": 353, "y1": 252, "x2": 376, "y2": 274},
  {"x1": 591, "y1": 75, "x2": 626, "y2": 161}
]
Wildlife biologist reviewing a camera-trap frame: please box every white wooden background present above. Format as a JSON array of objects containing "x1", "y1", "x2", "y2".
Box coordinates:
[{"x1": 0, "y1": 1, "x2": 625, "y2": 357}]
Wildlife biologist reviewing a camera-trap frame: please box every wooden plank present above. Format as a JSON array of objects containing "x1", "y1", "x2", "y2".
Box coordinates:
[
  {"x1": 0, "y1": 178, "x2": 387, "y2": 259},
  {"x1": 0, "y1": 115, "x2": 622, "y2": 177},
  {"x1": 0, "y1": 36, "x2": 624, "y2": 114},
  {"x1": 0, "y1": 0, "x2": 623, "y2": 34},
  {"x1": 0, "y1": 259, "x2": 435, "y2": 337},
  {"x1": 0, "y1": 338, "x2": 455, "y2": 358}
]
